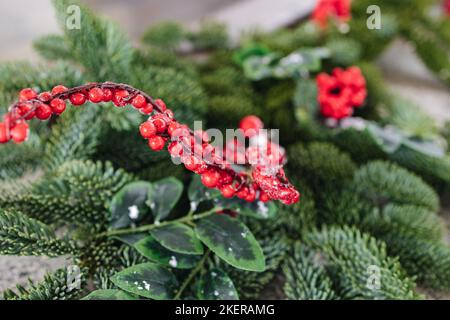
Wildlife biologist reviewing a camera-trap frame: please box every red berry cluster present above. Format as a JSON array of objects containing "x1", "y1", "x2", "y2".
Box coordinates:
[
  {"x1": 311, "y1": 0, "x2": 351, "y2": 28},
  {"x1": 0, "y1": 82, "x2": 299, "y2": 205},
  {"x1": 445, "y1": 0, "x2": 450, "y2": 16},
  {"x1": 316, "y1": 66, "x2": 367, "y2": 120}
]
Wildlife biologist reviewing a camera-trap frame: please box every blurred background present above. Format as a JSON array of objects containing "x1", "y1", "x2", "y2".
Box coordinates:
[{"x1": 0, "y1": 0, "x2": 449, "y2": 293}]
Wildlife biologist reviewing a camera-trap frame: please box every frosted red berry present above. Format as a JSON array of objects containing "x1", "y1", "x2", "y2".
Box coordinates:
[
  {"x1": 154, "y1": 99, "x2": 167, "y2": 112},
  {"x1": 153, "y1": 117, "x2": 167, "y2": 133},
  {"x1": 10, "y1": 122, "x2": 29, "y2": 143},
  {"x1": 51, "y1": 85, "x2": 68, "y2": 95},
  {"x1": 50, "y1": 99, "x2": 66, "y2": 115},
  {"x1": 35, "y1": 104, "x2": 52, "y2": 120},
  {"x1": 112, "y1": 90, "x2": 130, "y2": 107},
  {"x1": 131, "y1": 94, "x2": 147, "y2": 109},
  {"x1": 168, "y1": 141, "x2": 183, "y2": 157},
  {"x1": 220, "y1": 184, "x2": 235, "y2": 198},
  {"x1": 38, "y1": 91, "x2": 52, "y2": 102},
  {"x1": 239, "y1": 115, "x2": 263, "y2": 137},
  {"x1": 148, "y1": 136, "x2": 166, "y2": 151},
  {"x1": 141, "y1": 103, "x2": 154, "y2": 115},
  {"x1": 0, "y1": 122, "x2": 8, "y2": 143},
  {"x1": 19, "y1": 88, "x2": 37, "y2": 102},
  {"x1": 201, "y1": 170, "x2": 221, "y2": 188},
  {"x1": 102, "y1": 88, "x2": 113, "y2": 102},
  {"x1": 139, "y1": 121, "x2": 157, "y2": 139},
  {"x1": 17, "y1": 103, "x2": 35, "y2": 120},
  {"x1": 70, "y1": 93, "x2": 87, "y2": 106},
  {"x1": 88, "y1": 88, "x2": 104, "y2": 103}
]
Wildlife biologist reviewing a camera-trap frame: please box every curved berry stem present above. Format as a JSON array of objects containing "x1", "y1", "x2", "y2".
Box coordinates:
[{"x1": 0, "y1": 82, "x2": 300, "y2": 205}]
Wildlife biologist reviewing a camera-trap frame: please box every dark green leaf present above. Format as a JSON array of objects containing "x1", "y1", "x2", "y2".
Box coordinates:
[
  {"x1": 134, "y1": 235, "x2": 201, "y2": 269},
  {"x1": 147, "y1": 177, "x2": 183, "y2": 221},
  {"x1": 217, "y1": 198, "x2": 277, "y2": 219},
  {"x1": 151, "y1": 223, "x2": 203, "y2": 255},
  {"x1": 82, "y1": 289, "x2": 138, "y2": 300},
  {"x1": 111, "y1": 263, "x2": 178, "y2": 299},
  {"x1": 109, "y1": 181, "x2": 152, "y2": 229},
  {"x1": 113, "y1": 233, "x2": 147, "y2": 246},
  {"x1": 197, "y1": 268, "x2": 239, "y2": 300},
  {"x1": 195, "y1": 215, "x2": 265, "y2": 271},
  {"x1": 188, "y1": 175, "x2": 221, "y2": 211}
]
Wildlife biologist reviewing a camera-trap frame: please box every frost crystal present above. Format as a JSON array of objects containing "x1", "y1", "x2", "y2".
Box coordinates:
[{"x1": 128, "y1": 205, "x2": 139, "y2": 220}]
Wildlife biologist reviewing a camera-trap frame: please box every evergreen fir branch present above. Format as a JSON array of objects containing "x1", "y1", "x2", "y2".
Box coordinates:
[
  {"x1": 187, "y1": 22, "x2": 229, "y2": 51},
  {"x1": 379, "y1": 234, "x2": 450, "y2": 291},
  {"x1": 306, "y1": 226, "x2": 420, "y2": 300},
  {"x1": 287, "y1": 142, "x2": 356, "y2": 195},
  {"x1": 33, "y1": 34, "x2": 73, "y2": 61},
  {"x1": 354, "y1": 161, "x2": 439, "y2": 212},
  {"x1": 390, "y1": 145, "x2": 450, "y2": 191},
  {"x1": 52, "y1": 0, "x2": 134, "y2": 82},
  {"x1": 43, "y1": 106, "x2": 102, "y2": 171},
  {"x1": 130, "y1": 65, "x2": 207, "y2": 125},
  {"x1": 283, "y1": 244, "x2": 337, "y2": 300},
  {"x1": 3, "y1": 268, "x2": 87, "y2": 300},
  {"x1": 94, "y1": 128, "x2": 166, "y2": 172},
  {"x1": 0, "y1": 160, "x2": 134, "y2": 230},
  {"x1": 141, "y1": 21, "x2": 185, "y2": 50},
  {"x1": 0, "y1": 209, "x2": 78, "y2": 256},
  {"x1": 0, "y1": 61, "x2": 83, "y2": 109},
  {"x1": 0, "y1": 133, "x2": 43, "y2": 180}
]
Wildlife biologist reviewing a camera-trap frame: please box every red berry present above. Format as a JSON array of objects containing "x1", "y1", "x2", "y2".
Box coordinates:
[
  {"x1": 167, "y1": 122, "x2": 180, "y2": 136},
  {"x1": 131, "y1": 94, "x2": 147, "y2": 109},
  {"x1": 112, "y1": 89, "x2": 130, "y2": 107},
  {"x1": 165, "y1": 109, "x2": 174, "y2": 119},
  {"x1": 201, "y1": 170, "x2": 221, "y2": 188},
  {"x1": 50, "y1": 99, "x2": 66, "y2": 115},
  {"x1": 153, "y1": 118, "x2": 167, "y2": 133},
  {"x1": 239, "y1": 115, "x2": 264, "y2": 137},
  {"x1": 35, "y1": 104, "x2": 52, "y2": 120},
  {"x1": 70, "y1": 93, "x2": 87, "y2": 106},
  {"x1": 221, "y1": 184, "x2": 235, "y2": 198},
  {"x1": 88, "y1": 88, "x2": 104, "y2": 103},
  {"x1": 10, "y1": 122, "x2": 29, "y2": 143},
  {"x1": 17, "y1": 103, "x2": 35, "y2": 120},
  {"x1": 236, "y1": 186, "x2": 249, "y2": 199},
  {"x1": 148, "y1": 136, "x2": 166, "y2": 151},
  {"x1": 19, "y1": 88, "x2": 37, "y2": 102},
  {"x1": 245, "y1": 187, "x2": 257, "y2": 202},
  {"x1": 102, "y1": 88, "x2": 113, "y2": 102},
  {"x1": 0, "y1": 122, "x2": 9, "y2": 143},
  {"x1": 183, "y1": 156, "x2": 199, "y2": 171},
  {"x1": 168, "y1": 141, "x2": 183, "y2": 157},
  {"x1": 141, "y1": 103, "x2": 154, "y2": 115},
  {"x1": 154, "y1": 99, "x2": 167, "y2": 112},
  {"x1": 51, "y1": 85, "x2": 68, "y2": 95},
  {"x1": 38, "y1": 91, "x2": 52, "y2": 102},
  {"x1": 139, "y1": 121, "x2": 157, "y2": 139},
  {"x1": 259, "y1": 191, "x2": 270, "y2": 203}
]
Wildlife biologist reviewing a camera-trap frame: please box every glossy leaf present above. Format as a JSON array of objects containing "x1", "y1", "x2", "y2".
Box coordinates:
[
  {"x1": 147, "y1": 177, "x2": 183, "y2": 222},
  {"x1": 195, "y1": 215, "x2": 265, "y2": 271},
  {"x1": 134, "y1": 235, "x2": 201, "y2": 269},
  {"x1": 188, "y1": 175, "x2": 221, "y2": 211},
  {"x1": 111, "y1": 262, "x2": 178, "y2": 300},
  {"x1": 217, "y1": 198, "x2": 278, "y2": 219},
  {"x1": 109, "y1": 181, "x2": 152, "y2": 229},
  {"x1": 197, "y1": 268, "x2": 239, "y2": 300},
  {"x1": 150, "y1": 223, "x2": 204, "y2": 255}
]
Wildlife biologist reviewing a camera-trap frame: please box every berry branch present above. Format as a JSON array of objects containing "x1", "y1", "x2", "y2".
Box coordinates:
[{"x1": 0, "y1": 82, "x2": 300, "y2": 205}]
